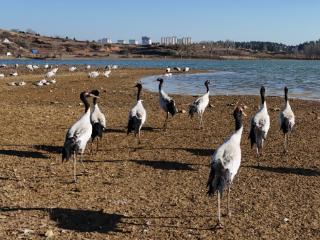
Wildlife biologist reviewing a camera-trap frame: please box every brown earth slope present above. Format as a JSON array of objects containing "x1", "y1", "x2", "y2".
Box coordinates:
[{"x1": 0, "y1": 67, "x2": 319, "y2": 239}]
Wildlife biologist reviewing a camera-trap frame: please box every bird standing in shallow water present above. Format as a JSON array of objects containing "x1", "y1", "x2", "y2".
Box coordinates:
[
  {"x1": 157, "y1": 78, "x2": 177, "y2": 130},
  {"x1": 189, "y1": 80, "x2": 210, "y2": 129},
  {"x1": 90, "y1": 90, "x2": 107, "y2": 153},
  {"x1": 207, "y1": 105, "x2": 246, "y2": 228},
  {"x1": 249, "y1": 86, "x2": 270, "y2": 164},
  {"x1": 127, "y1": 83, "x2": 146, "y2": 144},
  {"x1": 279, "y1": 86, "x2": 295, "y2": 153},
  {"x1": 62, "y1": 90, "x2": 99, "y2": 183}
]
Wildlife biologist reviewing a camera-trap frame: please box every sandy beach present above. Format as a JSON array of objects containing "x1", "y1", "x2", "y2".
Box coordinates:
[{"x1": 0, "y1": 67, "x2": 319, "y2": 239}]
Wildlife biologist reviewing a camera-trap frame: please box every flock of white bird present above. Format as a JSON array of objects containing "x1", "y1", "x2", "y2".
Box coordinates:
[
  {"x1": 1, "y1": 63, "x2": 296, "y2": 228},
  {"x1": 59, "y1": 68, "x2": 295, "y2": 227},
  {"x1": 1, "y1": 63, "x2": 115, "y2": 87}
]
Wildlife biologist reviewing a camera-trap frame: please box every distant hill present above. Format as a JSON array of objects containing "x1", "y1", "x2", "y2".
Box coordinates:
[{"x1": 0, "y1": 28, "x2": 319, "y2": 60}]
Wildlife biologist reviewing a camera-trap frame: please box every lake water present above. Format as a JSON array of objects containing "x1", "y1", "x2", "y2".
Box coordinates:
[{"x1": 1, "y1": 58, "x2": 319, "y2": 100}]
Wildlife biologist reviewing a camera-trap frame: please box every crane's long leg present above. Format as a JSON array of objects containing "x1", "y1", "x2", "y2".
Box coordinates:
[
  {"x1": 80, "y1": 152, "x2": 87, "y2": 170},
  {"x1": 138, "y1": 130, "x2": 141, "y2": 145},
  {"x1": 227, "y1": 185, "x2": 231, "y2": 218},
  {"x1": 200, "y1": 114, "x2": 204, "y2": 129},
  {"x1": 217, "y1": 191, "x2": 223, "y2": 228},
  {"x1": 163, "y1": 112, "x2": 169, "y2": 130},
  {"x1": 96, "y1": 138, "x2": 99, "y2": 153},
  {"x1": 256, "y1": 147, "x2": 260, "y2": 166},
  {"x1": 73, "y1": 151, "x2": 77, "y2": 183}
]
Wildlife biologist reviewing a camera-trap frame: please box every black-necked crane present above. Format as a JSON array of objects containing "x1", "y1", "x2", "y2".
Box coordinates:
[
  {"x1": 279, "y1": 86, "x2": 295, "y2": 153},
  {"x1": 62, "y1": 90, "x2": 99, "y2": 182},
  {"x1": 189, "y1": 80, "x2": 210, "y2": 129},
  {"x1": 90, "y1": 90, "x2": 107, "y2": 153},
  {"x1": 157, "y1": 78, "x2": 177, "y2": 130},
  {"x1": 127, "y1": 83, "x2": 146, "y2": 144},
  {"x1": 207, "y1": 105, "x2": 245, "y2": 228},
  {"x1": 249, "y1": 86, "x2": 270, "y2": 163}
]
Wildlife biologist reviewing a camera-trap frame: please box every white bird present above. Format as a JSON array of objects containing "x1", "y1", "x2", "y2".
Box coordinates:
[
  {"x1": 49, "y1": 79, "x2": 56, "y2": 84},
  {"x1": 207, "y1": 105, "x2": 245, "y2": 228},
  {"x1": 62, "y1": 90, "x2": 99, "y2": 182},
  {"x1": 279, "y1": 86, "x2": 295, "y2": 153},
  {"x1": 86, "y1": 65, "x2": 91, "y2": 70},
  {"x1": 45, "y1": 71, "x2": 55, "y2": 78},
  {"x1": 173, "y1": 67, "x2": 181, "y2": 72},
  {"x1": 104, "y1": 70, "x2": 111, "y2": 78},
  {"x1": 90, "y1": 90, "x2": 107, "y2": 153},
  {"x1": 51, "y1": 68, "x2": 59, "y2": 74},
  {"x1": 0, "y1": 64, "x2": 7, "y2": 68},
  {"x1": 33, "y1": 65, "x2": 39, "y2": 70},
  {"x1": 34, "y1": 79, "x2": 47, "y2": 86},
  {"x1": 164, "y1": 73, "x2": 172, "y2": 77},
  {"x1": 127, "y1": 83, "x2": 146, "y2": 144},
  {"x1": 26, "y1": 64, "x2": 33, "y2": 71},
  {"x1": 0, "y1": 73, "x2": 4, "y2": 78},
  {"x1": 88, "y1": 71, "x2": 99, "y2": 78},
  {"x1": 249, "y1": 86, "x2": 270, "y2": 162},
  {"x1": 69, "y1": 66, "x2": 77, "y2": 72},
  {"x1": 183, "y1": 67, "x2": 190, "y2": 72},
  {"x1": 17, "y1": 81, "x2": 26, "y2": 86},
  {"x1": 44, "y1": 64, "x2": 49, "y2": 69},
  {"x1": 166, "y1": 67, "x2": 171, "y2": 73},
  {"x1": 10, "y1": 72, "x2": 18, "y2": 77},
  {"x1": 157, "y1": 78, "x2": 177, "y2": 130},
  {"x1": 189, "y1": 80, "x2": 210, "y2": 128},
  {"x1": 111, "y1": 65, "x2": 118, "y2": 70},
  {"x1": 14, "y1": 64, "x2": 19, "y2": 69}
]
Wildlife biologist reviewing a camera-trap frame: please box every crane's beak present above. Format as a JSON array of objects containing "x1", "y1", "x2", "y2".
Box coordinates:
[{"x1": 89, "y1": 93, "x2": 100, "y2": 98}]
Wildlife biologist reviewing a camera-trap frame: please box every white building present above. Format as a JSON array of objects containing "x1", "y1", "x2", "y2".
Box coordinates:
[
  {"x1": 141, "y1": 36, "x2": 152, "y2": 45},
  {"x1": 98, "y1": 37, "x2": 112, "y2": 44},
  {"x1": 129, "y1": 39, "x2": 138, "y2": 45},
  {"x1": 177, "y1": 37, "x2": 192, "y2": 45},
  {"x1": 117, "y1": 40, "x2": 126, "y2": 44},
  {"x1": 161, "y1": 36, "x2": 177, "y2": 45}
]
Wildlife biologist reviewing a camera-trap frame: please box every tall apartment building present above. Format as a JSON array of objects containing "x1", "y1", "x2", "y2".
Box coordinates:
[
  {"x1": 141, "y1": 36, "x2": 152, "y2": 45},
  {"x1": 161, "y1": 36, "x2": 192, "y2": 45}
]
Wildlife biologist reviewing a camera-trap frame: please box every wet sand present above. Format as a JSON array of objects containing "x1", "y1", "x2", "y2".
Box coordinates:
[{"x1": 0, "y1": 67, "x2": 319, "y2": 239}]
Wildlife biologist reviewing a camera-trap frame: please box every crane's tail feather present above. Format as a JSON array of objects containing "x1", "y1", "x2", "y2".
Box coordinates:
[
  {"x1": 62, "y1": 137, "x2": 77, "y2": 162},
  {"x1": 207, "y1": 162, "x2": 230, "y2": 197},
  {"x1": 92, "y1": 122, "x2": 104, "y2": 140},
  {"x1": 167, "y1": 100, "x2": 177, "y2": 116},
  {"x1": 248, "y1": 119, "x2": 256, "y2": 148},
  {"x1": 188, "y1": 104, "x2": 197, "y2": 118},
  {"x1": 281, "y1": 117, "x2": 290, "y2": 134},
  {"x1": 127, "y1": 116, "x2": 142, "y2": 135}
]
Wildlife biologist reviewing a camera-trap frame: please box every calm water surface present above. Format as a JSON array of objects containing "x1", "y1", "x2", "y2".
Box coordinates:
[{"x1": 1, "y1": 59, "x2": 319, "y2": 100}]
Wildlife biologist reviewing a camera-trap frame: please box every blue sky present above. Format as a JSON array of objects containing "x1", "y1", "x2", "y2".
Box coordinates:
[{"x1": 0, "y1": 0, "x2": 319, "y2": 45}]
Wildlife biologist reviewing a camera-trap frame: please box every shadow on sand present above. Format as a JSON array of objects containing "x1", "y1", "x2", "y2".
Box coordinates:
[
  {"x1": 33, "y1": 145, "x2": 62, "y2": 154},
  {"x1": 130, "y1": 159, "x2": 195, "y2": 171},
  {"x1": 0, "y1": 149, "x2": 48, "y2": 159},
  {"x1": 247, "y1": 165, "x2": 320, "y2": 176},
  {"x1": 0, "y1": 207, "x2": 124, "y2": 233}
]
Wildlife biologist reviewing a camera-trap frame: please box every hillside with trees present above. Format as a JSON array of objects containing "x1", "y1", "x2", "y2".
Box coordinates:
[{"x1": 0, "y1": 28, "x2": 320, "y2": 60}]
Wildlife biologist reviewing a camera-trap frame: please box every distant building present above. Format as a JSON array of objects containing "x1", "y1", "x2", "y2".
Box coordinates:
[
  {"x1": 98, "y1": 37, "x2": 112, "y2": 44},
  {"x1": 141, "y1": 36, "x2": 152, "y2": 45},
  {"x1": 161, "y1": 36, "x2": 192, "y2": 45},
  {"x1": 117, "y1": 40, "x2": 126, "y2": 44},
  {"x1": 129, "y1": 39, "x2": 138, "y2": 45},
  {"x1": 3, "y1": 38, "x2": 12, "y2": 44},
  {"x1": 177, "y1": 37, "x2": 192, "y2": 45},
  {"x1": 161, "y1": 36, "x2": 177, "y2": 45}
]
